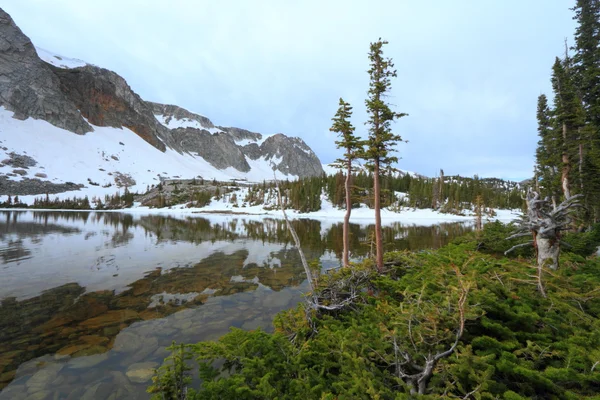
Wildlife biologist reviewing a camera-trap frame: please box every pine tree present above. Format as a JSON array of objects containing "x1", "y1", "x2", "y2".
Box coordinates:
[
  {"x1": 551, "y1": 57, "x2": 585, "y2": 200},
  {"x1": 330, "y1": 98, "x2": 361, "y2": 267},
  {"x1": 571, "y1": 0, "x2": 600, "y2": 222},
  {"x1": 535, "y1": 94, "x2": 562, "y2": 205},
  {"x1": 364, "y1": 39, "x2": 408, "y2": 272},
  {"x1": 572, "y1": 0, "x2": 600, "y2": 126}
]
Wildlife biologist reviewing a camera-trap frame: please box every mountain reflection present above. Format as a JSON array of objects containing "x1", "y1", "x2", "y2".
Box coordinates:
[{"x1": 0, "y1": 210, "x2": 473, "y2": 391}]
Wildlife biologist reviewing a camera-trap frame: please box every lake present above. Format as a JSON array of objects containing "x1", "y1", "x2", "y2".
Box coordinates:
[{"x1": 0, "y1": 210, "x2": 474, "y2": 399}]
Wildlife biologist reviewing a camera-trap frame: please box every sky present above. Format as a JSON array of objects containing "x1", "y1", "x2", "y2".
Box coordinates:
[{"x1": 3, "y1": 1, "x2": 577, "y2": 181}]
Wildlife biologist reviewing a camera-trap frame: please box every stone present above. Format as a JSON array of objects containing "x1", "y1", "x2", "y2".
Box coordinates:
[
  {"x1": 66, "y1": 352, "x2": 108, "y2": 369},
  {"x1": 56, "y1": 344, "x2": 92, "y2": 356},
  {"x1": 111, "y1": 331, "x2": 142, "y2": 353},
  {"x1": 34, "y1": 173, "x2": 47, "y2": 178},
  {"x1": 120, "y1": 336, "x2": 158, "y2": 365},
  {"x1": 12, "y1": 169, "x2": 27, "y2": 175},
  {"x1": 79, "y1": 309, "x2": 139, "y2": 330},
  {"x1": 72, "y1": 345, "x2": 107, "y2": 357},
  {"x1": 125, "y1": 362, "x2": 159, "y2": 383},
  {"x1": 0, "y1": 369, "x2": 16, "y2": 383},
  {"x1": 25, "y1": 363, "x2": 63, "y2": 393},
  {"x1": 79, "y1": 335, "x2": 109, "y2": 346},
  {"x1": 81, "y1": 381, "x2": 113, "y2": 400}
]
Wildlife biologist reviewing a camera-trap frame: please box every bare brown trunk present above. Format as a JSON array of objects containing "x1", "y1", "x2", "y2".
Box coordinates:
[
  {"x1": 374, "y1": 159, "x2": 383, "y2": 272},
  {"x1": 342, "y1": 159, "x2": 352, "y2": 267}
]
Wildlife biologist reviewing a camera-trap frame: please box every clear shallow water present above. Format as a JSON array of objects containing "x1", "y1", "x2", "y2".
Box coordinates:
[{"x1": 0, "y1": 211, "x2": 473, "y2": 399}]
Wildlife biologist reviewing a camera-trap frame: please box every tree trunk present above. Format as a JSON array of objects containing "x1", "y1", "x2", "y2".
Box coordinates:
[
  {"x1": 536, "y1": 234, "x2": 560, "y2": 271},
  {"x1": 342, "y1": 159, "x2": 352, "y2": 267},
  {"x1": 579, "y1": 138, "x2": 584, "y2": 192},
  {"x1": 374, "y1": 158, "x2": 384, "y2": 272},
  {"x1": 561, "y1": 122, "x2": 571, "y2": 199}
]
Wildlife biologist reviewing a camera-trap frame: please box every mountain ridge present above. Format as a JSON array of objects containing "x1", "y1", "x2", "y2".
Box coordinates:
[{"x1": 0, "y1": 7, "x2": 323, "y2": 201}]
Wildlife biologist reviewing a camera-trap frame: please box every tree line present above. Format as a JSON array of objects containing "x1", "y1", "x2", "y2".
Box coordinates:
[{"x1": 535, "y1": 0, "x2": 600, "y2": 225}]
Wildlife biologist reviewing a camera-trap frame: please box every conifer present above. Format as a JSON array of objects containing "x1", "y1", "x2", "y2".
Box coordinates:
[
  {"x1": 364, "y1": 39, "x2": 407, "y2": 272},
  {"x1": 330, "y1": 98, "x2": 361, "y2": 267}
]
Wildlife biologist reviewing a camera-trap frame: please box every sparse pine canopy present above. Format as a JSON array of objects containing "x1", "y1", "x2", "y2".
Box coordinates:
[
  {"x1": 364, "y1": 39, "x2": 408, "y2": 170},
  {"x1": 331, "y1": 98, "x2": 362, "y2": 167},
  {"x1": 330, "y1": 98, "x2": 361, "y2": 267}
]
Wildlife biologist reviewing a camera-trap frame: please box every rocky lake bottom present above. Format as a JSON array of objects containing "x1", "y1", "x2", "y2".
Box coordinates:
[{"x1": 0, "y1": 210, "x2": 473, "y2": 399}]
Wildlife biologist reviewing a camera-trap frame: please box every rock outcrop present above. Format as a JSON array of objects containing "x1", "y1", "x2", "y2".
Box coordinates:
[
  {"x1": 260, "y1": 134, "x2": 323, "y2": 178},
  {"x1": 171, "y1": 127, "x2": 251, "y2": 172},
  {"x1": 0, "y1": 9, "x2": 91, "y2": 134},
  {"x1": 151, "y1": 102, "x2": 324, "y2": 178},
  {"x1": 50, "y1": 66, "x2": 172, "y2": 152}
]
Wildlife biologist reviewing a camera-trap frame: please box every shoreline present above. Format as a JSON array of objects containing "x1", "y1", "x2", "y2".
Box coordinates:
[{"x1": 0, "y1": 205, "x2": 521, "y2": 227}]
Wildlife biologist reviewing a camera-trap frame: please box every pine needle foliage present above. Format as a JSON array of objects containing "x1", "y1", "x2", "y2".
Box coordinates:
[{"x1": 149, "y1": 234, "x2": 600, "y2": 399}]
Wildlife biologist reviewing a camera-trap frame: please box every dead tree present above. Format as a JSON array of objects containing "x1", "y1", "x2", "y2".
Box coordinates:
[
  {"x1": 273, "y1": 171, "x2": 365, "y2": 313},
  {"x1": 505, "y1": 191, "x2": 582, "y2": 295},
  {"x1": 474, "y1": 195, "x2": 483, "y2": 232},
  {"x1": 389, "y1": 265, "x2": 470, "y2": 395}
]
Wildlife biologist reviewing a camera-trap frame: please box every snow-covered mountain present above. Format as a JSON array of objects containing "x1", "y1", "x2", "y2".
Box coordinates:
[
  {"x1": 321, "y1": 163, "x2": 419, "y2": 178},
  {"x1": 0, "y1": 8, "x2": 323, "y2": 201}
]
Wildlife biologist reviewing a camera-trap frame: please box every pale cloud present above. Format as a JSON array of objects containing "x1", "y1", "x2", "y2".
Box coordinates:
[{"x1": 2, "y1": 1, "x2": 576, "y2": 181}]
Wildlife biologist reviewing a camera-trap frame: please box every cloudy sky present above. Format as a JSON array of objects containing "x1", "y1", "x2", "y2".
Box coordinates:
[{"x1": 4, "y1": 1, "x2": 576, "y2": 181}]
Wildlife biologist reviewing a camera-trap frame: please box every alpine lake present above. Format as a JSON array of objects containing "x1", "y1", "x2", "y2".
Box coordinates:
[{"x1": 0, "y1": 210, "x2": 474, "y2": 399}]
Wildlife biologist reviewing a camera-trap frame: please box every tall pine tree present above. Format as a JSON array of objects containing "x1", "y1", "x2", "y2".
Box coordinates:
[
  {"x1": 551, "y1": 57, "x2": 585, "y2": 200},
  {"x1": 330, "y1": 98, "x2": 361, "y2": 267},
  {"x1": 364, "y1": 39, "x2": 407, "y2": 272},
  {"x1": 534, "y1": 94, "x2": 562, "y2": 206},
  {"x1": 571, "y1": 0, "x2": 600, "y2": 222}
]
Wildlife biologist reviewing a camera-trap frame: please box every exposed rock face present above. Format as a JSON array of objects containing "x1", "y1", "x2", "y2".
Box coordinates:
[
  {"x1": 0, "y1": 176, "x2": 83, "y2": 195},
  {"x1": 151, "y1": 102, "x2": 324, "y2": 178},
  {"x1": 171, "y1": 127, "x2": 251, "y2": 172},
  {"x1": 241, "y1": 143, "x2": 261, "y2": 160},
  {"x1": 148, "y1": 101, "x2": 215, "y2": 130},
  {"x1": 261, "y1": 134, "x2": 324, "y2": 178},
  {"x1": 219, "y1": 126, "x2": 262, "y2": 142},
  {"x1": 50, "y1": 66, "x2": 170, "y2": 152},
  {"x1": 0, "y1": 9, "x2": 91, "y2": 134},
  {"x1": 3, "y1": 152, "x2": 37, "y2": 168}
]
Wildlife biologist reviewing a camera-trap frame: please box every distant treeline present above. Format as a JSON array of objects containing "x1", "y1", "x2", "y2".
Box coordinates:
[{"x1": 244, "y1": 172, "x2": 526, "y2": 213}]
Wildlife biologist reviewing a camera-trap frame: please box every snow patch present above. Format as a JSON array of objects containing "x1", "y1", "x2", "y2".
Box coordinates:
[
  {"x1": 154, "y1": 114, "x2": 223, "y2": 134},
  {"x1": 35, "y1": 47, "x2": 87, "y2": 69}
]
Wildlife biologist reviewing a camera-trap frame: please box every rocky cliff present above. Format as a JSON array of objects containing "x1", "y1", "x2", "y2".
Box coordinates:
[
  {"x1": 150, "y1": 102, "x2": 323, "y2": 178},
  {"x1": 0, "y1": 7, "x2": 323, "y2": 199},
  {"x1": 0, "y1": 9, "x2": 91, "y2": 134}
]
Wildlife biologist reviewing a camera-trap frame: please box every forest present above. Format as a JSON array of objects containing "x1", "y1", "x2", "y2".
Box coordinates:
[{"x1": 147, "y1": 1, "x2": 600, "y2": 399}]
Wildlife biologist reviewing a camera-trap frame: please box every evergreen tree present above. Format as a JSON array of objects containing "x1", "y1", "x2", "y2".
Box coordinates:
[
  {"x1": 571, "y1": 0, "x2": 600, "y2": 222},
  {"x1": 551, "y1": 57, "x2": 585, "y2": 199},
  {"x1": 330, "y1": 98, "x2": 361, "y2": 267},
  {"x1": 364, "y1": 39, "x2": 408, "y2": 272},
  {"x1": 572, "y1": 0, "x2": 600, "y2": 126},
  {"x1": 535, "y1": 94, "x2": 562, "y2": 205}
]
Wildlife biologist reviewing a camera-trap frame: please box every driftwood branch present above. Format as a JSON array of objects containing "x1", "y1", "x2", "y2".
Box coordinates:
[{"x1": 273, "y1": 171, "x2": 317, "y2": 305}]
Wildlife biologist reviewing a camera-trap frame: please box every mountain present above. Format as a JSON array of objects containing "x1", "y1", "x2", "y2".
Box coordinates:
[{"x1": 0, "y1": 8, "x2": 323, "y2": 200}]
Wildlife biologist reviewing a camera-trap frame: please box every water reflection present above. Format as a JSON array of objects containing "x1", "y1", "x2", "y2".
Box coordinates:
[{"x1": 0, "y1": 211, "x2": 473, "y2": 398}]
